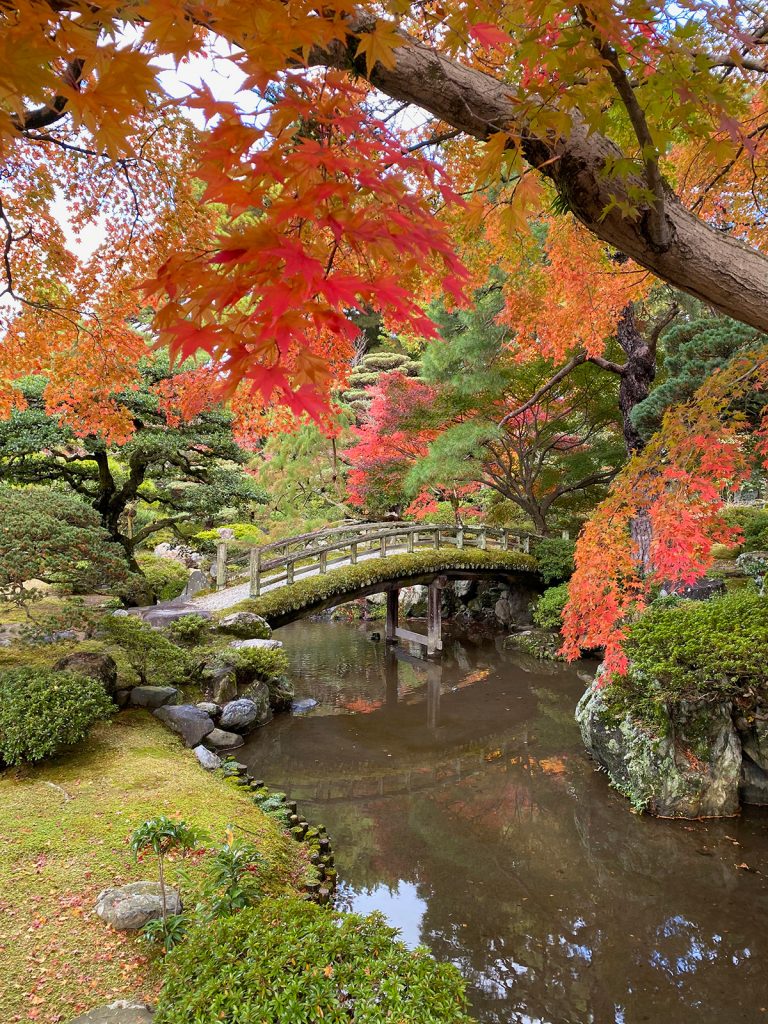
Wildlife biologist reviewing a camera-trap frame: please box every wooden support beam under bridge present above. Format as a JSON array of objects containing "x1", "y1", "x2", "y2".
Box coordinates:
[{"x1": 385, "y1": 577, "x2": 445, "y2": 656}]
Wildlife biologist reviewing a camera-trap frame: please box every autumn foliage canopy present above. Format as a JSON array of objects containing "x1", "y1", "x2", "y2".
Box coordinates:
[{"x1": 5, "y1": 0, "x2": 768, "y2": 666}]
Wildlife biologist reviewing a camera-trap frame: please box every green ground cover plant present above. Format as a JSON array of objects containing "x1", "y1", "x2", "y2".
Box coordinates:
[{"x1": 155, "y1": 896, "x2": 476, "y2": 1024}]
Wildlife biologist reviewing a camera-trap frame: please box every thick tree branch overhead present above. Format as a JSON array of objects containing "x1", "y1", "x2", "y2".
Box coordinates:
[{"x1": 310, "y1": 18, "x2": 768, "y2": 334}]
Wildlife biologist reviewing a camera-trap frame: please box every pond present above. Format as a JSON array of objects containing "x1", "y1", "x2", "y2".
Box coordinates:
[{"x1": 239, "y1": 620, "x2": 768, "y2": 1024}]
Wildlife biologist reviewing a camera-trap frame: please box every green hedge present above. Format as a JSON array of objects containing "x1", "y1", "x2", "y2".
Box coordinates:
[
  {"x1": 0, "y1": 668, "x2": 115, "y2": 766},
  {"x1": 238, "y1": 549, "x2": 537, "y2": 622},
  {"x1": 136, "y1": 554, "x2": 190, "y2": 601},
  {"x1": 620, "y1": 589, "x2": 768, "y2": 704},
  {"x1": 155, "y1": 897, "x2": 475, "y2": 1024},
  {"x1": 532, "y1": 584, "x2": 569, "y2": 629},
  {"x1": 358, "y1": 352, "x2": 410, "y2": 372},
  {"x1": 533, "y1": 537, "x2": 575, "y2": 584}
]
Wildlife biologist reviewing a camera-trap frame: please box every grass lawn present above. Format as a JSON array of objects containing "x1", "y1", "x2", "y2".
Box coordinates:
[{"x1": 0, "y1": 710, "x2": 310, "y2": 1023}]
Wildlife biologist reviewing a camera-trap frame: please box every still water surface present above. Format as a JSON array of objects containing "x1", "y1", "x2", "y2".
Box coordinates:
[{"x1": 240, "y1": 621, "x2": 768, "y2": 1024}]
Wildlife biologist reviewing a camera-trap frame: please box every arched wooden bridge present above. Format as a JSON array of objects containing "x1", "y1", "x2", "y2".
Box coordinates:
[{"x1": 194, "y1": 520, "x2": 540, "y2": 653}]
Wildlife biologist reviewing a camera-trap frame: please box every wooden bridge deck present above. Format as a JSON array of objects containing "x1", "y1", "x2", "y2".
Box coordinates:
[{"x1": 194, "y1": 521, "x2": 537, "y2": 617}]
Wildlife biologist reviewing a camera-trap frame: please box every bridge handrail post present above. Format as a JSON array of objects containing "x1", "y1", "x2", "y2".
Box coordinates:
[
  {"x1": 478, "y1": 527, "x2": 487, "y2": 550},
  {"x1": 249, "y1": 548, "x2": 261, "y2": 598},
  {"x1": 434, "y1": 526, "x2": 441, "y2": 550},
  {"x1": 523, "y1": 535, "x2": 530, "y2": 554},
  {"x1": 407, "y1": 530, "x2": 414, "y2": 554},
  {"x1": 216, "y1": 541, "x2": 228, "y2": 590},
  {"x1": 319, "y1": 548, "x2": 327, "y2": 574},
  {"x1": 286, "y1": 559, "x2": 294, "y2": 585},
  {"x1": 350, "y1": 542, "x2": 358, "y2": 565},
  {"x1": 456, "y1": 526, "x2": 464, "y2": 549},
  {"x1": 380, "y1": 535, "x2": 386, "y2": 557}
]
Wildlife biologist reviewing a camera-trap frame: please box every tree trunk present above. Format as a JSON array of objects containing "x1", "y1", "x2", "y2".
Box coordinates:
[{"x1": 615, "y1": 305, "x2": 657, "y2": 455}]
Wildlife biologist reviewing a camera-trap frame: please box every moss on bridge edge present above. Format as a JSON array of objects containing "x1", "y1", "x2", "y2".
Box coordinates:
[{"x1": 228, "y1": 549, "x2": 538, "y2": 624}]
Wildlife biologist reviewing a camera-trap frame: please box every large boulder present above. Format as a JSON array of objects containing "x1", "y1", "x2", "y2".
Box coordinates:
[
  {"x1": 129, "y1": 686, "x2": 180, "y2": 709},
  {"x1": 219, "y1": 697, "x2": 261, "y2": 732},
  {"x1": 202, "y1": 661, "x2": 238, "y2": 705},
  {"x1": 735, "y1": 707, "x2": 768, "y2": 771},
  {"x1": 217, "y1": 611, "x2": 272, "y2": 640},
  {"x1": 659, "y1": 577, "x2": 727, "y2": 601},
  {"x1": 153, "y1": 542, "x2": 203, "y2": 569},
  {"x1": 576, "y1": 677, "x2": 742, "y2": 818},
  {"x1": 53, "y1": 652, "x2": 118, "y2": 697},
  {"x1": 238, "y1": 680, "x2": 272, "y2": 725},
  {"x1": 153, "y1": 704, "x2": 214, "y2": 747},
  {"x1": 229, "y1": 637, "x2": 283, "y2": 651},
  {"x1": 399, "y1": 586, "x2": 427, "y2": 617},
  {"x1": 176, "y1": 569, "x2": 209, "y2": 602},
  {"x1": 94, "y1": 881, "x2": 181, "y2": 931},
  {"x1": 504, "y1": 628, "x2": 562, "y2": 661},
  {"x1": 66, "y1": 1000, "x2": 153, "y2": 1023}
]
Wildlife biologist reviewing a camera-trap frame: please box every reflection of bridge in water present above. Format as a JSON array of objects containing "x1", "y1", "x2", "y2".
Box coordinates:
[{"x1": 242, "y1": 640, "x2": 553, "y2": 803}]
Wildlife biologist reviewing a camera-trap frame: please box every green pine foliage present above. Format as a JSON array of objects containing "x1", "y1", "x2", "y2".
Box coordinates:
[
  {"x1": 0, "y1": 485, "x2": 130, "y2": 604},
  {"x1": 98, "y1": 615, "x2": 191, "y2": 687},
  {"x1": 154, "y1": 896, "x2": 476, "y2": 1024},
  {"x1": 532, "y1": 537, "x2": 576, "y2": 584},
  {"x1": 0, "y1": 354, "x2": 266, "y2": 562},
  {"x1": 405, "y1": 281, "x2": 624, "y2": 533},
  {"x1": 631, "y1": 317, "x2": 762, "y2": 439}
]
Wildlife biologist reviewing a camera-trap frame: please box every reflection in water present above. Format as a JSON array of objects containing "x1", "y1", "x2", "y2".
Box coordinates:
[{"x1": 240, "y1": 621, "x2": 768, "y2": 1024}]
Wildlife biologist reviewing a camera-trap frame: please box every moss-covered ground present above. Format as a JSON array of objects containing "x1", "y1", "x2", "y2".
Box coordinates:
[{"x1": 0, "y1": 711, "x2": 309, "y2": 1023}]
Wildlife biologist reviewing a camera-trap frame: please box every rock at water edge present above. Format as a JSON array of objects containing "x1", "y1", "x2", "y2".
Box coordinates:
[
  {"x1": 204, "y1": 727, "x2": 244, "y2": 751},
  {"x1": 153, "y1": 704, "x2": 214, "y2": 747},
  {"x1": 576, "y1": 678, "x2": 741, "y2": 818},
  {"x1": 193, "y1": 744, "x2": 222, "y2": 770},
  {"x1": 217, "y1": 611, "x2": 272, "y2": 640}
]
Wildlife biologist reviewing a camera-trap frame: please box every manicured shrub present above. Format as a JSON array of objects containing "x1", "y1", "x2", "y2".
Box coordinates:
[
  {"x1": 345, "y1": 370, "x2": 380, "y2": 388},
  {"x1": 227, "y1": 646, "x2": 289, "y2": 680},
  {"x1": 0, "y1": 667, "x2": 115, "y2": 766},
  {"x1": 532, "y1": 584, "x2": 569, "y2": 629},
  {"x1": 359, "y1": 352, "x2": 409, "y2": 372},
  {"x1": 154, "y1": 896, "x2": 475, "y2": 1024},
  {"x1": 0, "y1": 485, "x2": 129, "y2": 605},
  {"x1": 723, "y1": 506, "x2": 768, "y2": 552},
  {"x1": 164, "y1": 614, "x2": 212, "y2": 645},
  {"x1": 533, "y1": 537, "x2": 576, "y2": 584},
  {"x1": 622, "y1": 589, "x2": 768, "y2": 700},
  {"x1": 136, "y1": 554, "x2": 190, "y2": 601},
  {"x1": 99, "y1": 615, "x2": 190, "y2": 687}
]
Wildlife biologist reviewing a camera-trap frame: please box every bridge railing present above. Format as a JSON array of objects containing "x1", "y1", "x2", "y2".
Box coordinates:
[{"x1": 213, "y1": 521, "x2": 537, "y2": 594}]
